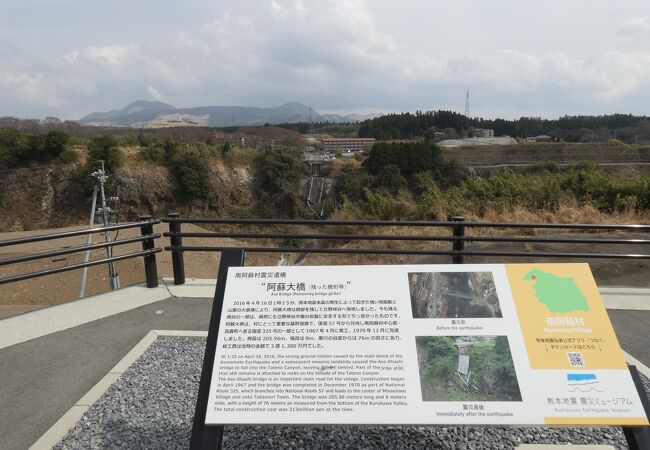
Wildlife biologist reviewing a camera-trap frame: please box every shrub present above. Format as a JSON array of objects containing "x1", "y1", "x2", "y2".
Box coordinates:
[
  {"x1": 88, "y1": 135, "x2": 123, "y2": 171},
  {"x1": 43, "y1": 131, "x2": 68, "y2": 160},
  {"x1": 171, "y1": 148, "x2": 211, "y2": 201},
  {"x1": 363, "y1": 141, "x2": 467, "y2": 187},
  {"x1": 222, "y1": 140, "x2": 232, "y2": 155},
  {"x1": 253, "y1": 149, "x2": 307, "y2": 217},
  {"x1": 140, "y1": 143, "x2": 165, "y2": 163},
  {"x1": 57, "y1": 148, "x2": 78, "y2": 164},
  {"x1": 373, "y1": 164, "x2": 408, "y2": 194},
  {"x1": 363, "y1": 188, "x2": 415, "y2": 220},
  {"x1": 254, "y1": 148, "x2": 306, "y2": 195},
  {"x1": 336, "y1": 167, "x2": 373, "y2": 203},
  {"x1": 607, "y1": 138, "x2": 626, "y2": 147},
  {"x1": 0, "y1": 128, "x2": 69, "y2": 168}
]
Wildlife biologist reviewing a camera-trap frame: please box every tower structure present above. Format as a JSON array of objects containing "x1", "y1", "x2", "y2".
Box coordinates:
[
  {"x1": 464, "y1": 90, "x2": 470, "y2": 118},
  {"x1": 79, "y1": 161, "x2": 120, "y2": 297}
]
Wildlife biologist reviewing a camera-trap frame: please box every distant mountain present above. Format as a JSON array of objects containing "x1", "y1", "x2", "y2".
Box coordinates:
[
  {"x1": 79, "y1": 100, "x2": 177, "y2": 127},
  {"x1": 78, "y1": 100, "x2": 378, "y2": 128}
]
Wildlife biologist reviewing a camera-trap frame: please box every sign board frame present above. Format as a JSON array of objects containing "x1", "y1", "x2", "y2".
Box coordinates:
[{"x1": 189, "y1": 248, "x2": 650, "y2": 450}]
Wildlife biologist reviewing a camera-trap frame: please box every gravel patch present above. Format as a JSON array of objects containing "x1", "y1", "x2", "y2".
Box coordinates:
[{"x1": 55, "y1": 336, "x2": 650, "y2": 450}]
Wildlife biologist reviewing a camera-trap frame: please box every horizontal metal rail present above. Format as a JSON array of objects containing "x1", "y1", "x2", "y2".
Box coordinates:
[
  {"x1": 159, "y1": 213, "x2": 650, "y2": 284},
  {"x1": 164, "y1": 231, "x2": 649, "y2": 245},
  {"x1": 0, "y1": 249, "x2": 162, "y2": 285},
  {"x1": 0, "y1": 220, "x2": 161, "y2": 248},
  {"x1": 0, "y1": 233, "x2": 160, "y2": 266},
  {"x1": 162, "y1": 217, "x2": 650, "y2": 231},
  {"x1": 165, "y1": 245, "x2": 650, "y2": 259}
]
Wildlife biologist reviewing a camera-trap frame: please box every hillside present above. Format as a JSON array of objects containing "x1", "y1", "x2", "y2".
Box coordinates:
[
  {"x1": 3, "y1": 139, "x2": 650, "y2": 232},
  {"x1": 0, "y1": 147, "x2": 256, "y2": 231}
]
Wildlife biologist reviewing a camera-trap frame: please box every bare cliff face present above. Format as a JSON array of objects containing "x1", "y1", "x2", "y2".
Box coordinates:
[
  {"x1": 0, "y1": 164, "x2": 80, "y2": 231},
  {"x1": 0, "y1": 159, "x2": 255, "y2": 232},
  {"x1": 109, "y1": 160, "x2": 255, "y2": 218}
]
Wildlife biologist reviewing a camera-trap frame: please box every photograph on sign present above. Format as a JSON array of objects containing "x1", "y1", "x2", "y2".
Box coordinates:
[
  {"x1": 408, "y1": 271, "x2": 502, "y2": 319},
  {"x1": 415, "y1": 335, "x2": 522, "y2": 402}
]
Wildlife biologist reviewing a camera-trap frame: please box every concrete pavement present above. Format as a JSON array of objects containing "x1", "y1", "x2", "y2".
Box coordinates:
[{"x1": 0, "y1": 295, "x2": 212, "y2": 450}]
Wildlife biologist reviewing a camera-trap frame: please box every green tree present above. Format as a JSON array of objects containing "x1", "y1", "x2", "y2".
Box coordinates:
[
  {"x1": 363, "y1": 141, "x2": 445, "y2": 178},
  {"x1": 171, "y1": 148, "x2": 211, "y2": 201},
  {"x1": 43, "y1": 131, "x2": 68, "y2": 160},
  {"x1": 88, "y1": 135, "x2": 123, "y2": 171},
  {"x1": 420, "y1": 336, "x2": 458, "y2": 378},
  {"x1": 254, "y1": 148, "x2": 307, "y2": 216},
  {"x1": 374, "y1": 164, "x2": 408, "y2": 194},
  {"x1": 140, "y1": 142, "x2": 165, "y2": 163}
]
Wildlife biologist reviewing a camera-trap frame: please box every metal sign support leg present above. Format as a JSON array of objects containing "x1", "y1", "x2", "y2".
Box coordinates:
[
  {"x1": 190, "y1": 248, "x2": 245, "y2": 450},
  {"x1": 623, "y1": 365, "x2": 650, "y2": 450}
]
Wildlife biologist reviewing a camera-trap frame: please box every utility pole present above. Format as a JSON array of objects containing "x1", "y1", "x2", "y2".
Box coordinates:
[
  {"x1": 78, "y1": 185, "x2": 98, "y2": 298},
  {"x1": 91, "y1": 161, "x2": 120, "y2": 290}
]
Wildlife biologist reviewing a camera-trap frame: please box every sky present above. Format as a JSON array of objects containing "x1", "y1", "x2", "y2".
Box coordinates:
[{"x1": 1, "y1": 0, "x2": 650, "y2": 120}]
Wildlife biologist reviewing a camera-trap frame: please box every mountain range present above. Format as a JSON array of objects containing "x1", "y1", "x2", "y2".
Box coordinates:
[{"x1": 78, "y1": 100, "x2": 379, "y2": 128}]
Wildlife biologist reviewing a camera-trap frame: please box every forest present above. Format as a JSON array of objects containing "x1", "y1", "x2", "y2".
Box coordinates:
[
  {"x1": 357, "y1": 110, "x2": 650, "y2": 143},
  {"x1": 416, "y1": 336, "x2": 522, "y2": 402}
]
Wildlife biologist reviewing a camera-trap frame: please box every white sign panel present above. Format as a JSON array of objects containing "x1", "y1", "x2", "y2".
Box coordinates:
[{"x1": 205, "y1": 263, "x2": 648, "y2": 426}]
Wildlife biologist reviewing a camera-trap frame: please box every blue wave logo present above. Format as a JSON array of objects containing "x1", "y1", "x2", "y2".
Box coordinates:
[
  {"x1": 567, "y1": 373, "x2": 597, "y2": 382},
  {"x1": 567, "y1": 373, "x2": 603, "y2": 392}
]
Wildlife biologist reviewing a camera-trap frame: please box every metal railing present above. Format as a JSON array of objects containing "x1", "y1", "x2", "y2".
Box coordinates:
[
  {"x1": 2, "y1": 213, "x2": 648, "y2": 289},
  {"x1": 0, "y1": 216, "x2": 161, "y2": 287},
  {"x1": 162, "y1": 213, "x2": 650, "y2": 285}
]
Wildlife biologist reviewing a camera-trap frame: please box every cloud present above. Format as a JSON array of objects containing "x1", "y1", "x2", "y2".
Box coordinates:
[
  {"x1": 0, "y1": 70, "x2": 63, "y2": 108},
  {"x1": 617, "y1": 16, "x2": 650, "y2": 39},
  {"x1": 146, "y1": 85, "x2": 165, "y2": 102},
  {"x1": 180, "y1": 2, "x2": 650, "y2": 114},
  {"x1": 1, "y1": 0, "x2": 650, "y2": 118},
  {"x1": 83, "y1": 44, "x2": 138, "y2": 72}
]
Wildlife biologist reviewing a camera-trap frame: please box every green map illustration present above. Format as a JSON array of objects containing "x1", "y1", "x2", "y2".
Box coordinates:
[{"x1": 523, "y1": 269, "x2": 590, "y2": 313}]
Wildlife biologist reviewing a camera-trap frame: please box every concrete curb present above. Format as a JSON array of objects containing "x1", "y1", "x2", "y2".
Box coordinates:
[
  {"x1": 28, "y1": 330, "x2": 208, "y2": 450},
  {"x1": 624, "y1": 350, "x2": 650, "y2": 379},
  {"x1": 600, "y1": 287, "x2": 650, "y2": 310},
  {"x1": 163, "y1": 277, "x2": 217, "y2": 298}
]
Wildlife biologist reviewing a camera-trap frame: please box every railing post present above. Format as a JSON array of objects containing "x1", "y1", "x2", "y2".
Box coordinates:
[
  {"x1": 138, "y1": 215, "x2": 159, "y2": 288},
  {"x1": 168, "y1": 212, "x2": 186, "y2": 285},
  {"x1": 452, "y1": 216, "x2": 465, "y2": 264}
]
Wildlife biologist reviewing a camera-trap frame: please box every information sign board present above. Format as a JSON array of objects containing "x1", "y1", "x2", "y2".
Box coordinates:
[{"x1": 204, "y1": 263, "x2": 649, "y2": 426}]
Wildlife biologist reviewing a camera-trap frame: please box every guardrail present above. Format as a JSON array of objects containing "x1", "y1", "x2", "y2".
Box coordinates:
[
  {"x1": 0, "y1": 216, "x2": 161, "y2": 287},
  {"x1": 162, "y1": 213, "x2": 650, "y2": 285},
  {"x1": 2, "y1": 214, "x2": 648, "y2": 290}
]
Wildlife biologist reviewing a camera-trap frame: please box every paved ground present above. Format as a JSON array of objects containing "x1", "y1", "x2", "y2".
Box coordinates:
[
  {"x1": 609, "y1": 309, "x2": 650, "y2": 366},
  {"x1": 1, "y1": 295, "x2": 649, "y2": 450},
  {"x1": 0, "y1": 297, "x2": 212, "y2": 450}
]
